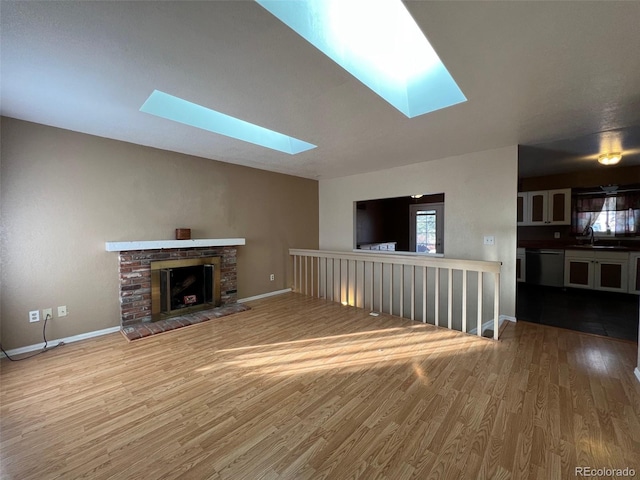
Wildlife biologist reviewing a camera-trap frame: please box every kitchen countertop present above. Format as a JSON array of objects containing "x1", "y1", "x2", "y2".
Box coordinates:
[{"x1": 518, "y1": 241, "x2": 640, "y2": 252}]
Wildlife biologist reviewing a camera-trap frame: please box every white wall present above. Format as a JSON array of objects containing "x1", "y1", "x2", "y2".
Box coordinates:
[{"x1": 319, "y1": 145, "x2": 518, "y2": 318}]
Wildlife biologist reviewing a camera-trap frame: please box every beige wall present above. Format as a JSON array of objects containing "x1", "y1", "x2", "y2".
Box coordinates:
[
  {"x1": 319, "y1": 145, "x2": 518, "y2": 318},
  {"x1": 0, "y1": 118, "x2": 318, "y2": 349}
]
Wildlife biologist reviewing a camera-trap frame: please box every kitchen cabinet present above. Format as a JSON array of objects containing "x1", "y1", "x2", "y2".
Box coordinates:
[
  {"x1": 629, "y1": 253, "x2": 640, "y2": 295},
  {"x1": 516, "y1": 248, "x2": 526, "y2": 282},
  {"x1": 518, "y1": 189, "x2": 571, "y2": 226},
  {"x1": 517, "y1": 193, "x2": 528, "y2": 225},
  {"x1": 564, "y1": 250, "x2": 629, "y2": 293},
  {"x1": 358, "y1": 242, "x2": 396, "y2": 251}
]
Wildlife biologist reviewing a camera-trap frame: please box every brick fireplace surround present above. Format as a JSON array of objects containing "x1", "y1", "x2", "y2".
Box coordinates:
[
  {"x1": 118, "y1": 246, "x2": 239, "y2": 327},
  {"x1": 106, "y1": 239, "x2": 248, "y2": 340}
]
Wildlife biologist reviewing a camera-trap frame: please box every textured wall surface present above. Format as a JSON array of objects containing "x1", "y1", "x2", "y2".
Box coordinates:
[{"x1": 0, "y1": 118, "x2": 318, "y2": 349}]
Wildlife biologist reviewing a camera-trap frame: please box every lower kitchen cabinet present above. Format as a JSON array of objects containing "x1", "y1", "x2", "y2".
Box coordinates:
[
  {"x1": 629, "y1": 253, "x2": 640, "y2": 295},
  {"x1": 564, "y1": 250, "x2": 629, "y2": 293},
  {"x1": 516, "y1": 248, "x2": 525, "y2": 282}
]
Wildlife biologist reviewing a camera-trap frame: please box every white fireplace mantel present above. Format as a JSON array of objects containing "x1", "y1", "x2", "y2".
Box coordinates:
[{"x1": 105, "y1": 238, "x2": 246, "y2": 252}]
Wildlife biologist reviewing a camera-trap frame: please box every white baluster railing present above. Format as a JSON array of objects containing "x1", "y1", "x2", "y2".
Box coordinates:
[{"x1": 290, "y1": 249, "x2": 502, "y2": 339}]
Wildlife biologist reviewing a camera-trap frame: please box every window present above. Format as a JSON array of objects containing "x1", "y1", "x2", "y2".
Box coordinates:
[
  {"x1": 573, "y1": 190, "x2": 640, "y2": 236},
  {"x1": 591, "y1": 197, "x2": 617, "y2": 235},
  {"x1": 410, "y1": 203, "x2": 444, "y2": 253}
]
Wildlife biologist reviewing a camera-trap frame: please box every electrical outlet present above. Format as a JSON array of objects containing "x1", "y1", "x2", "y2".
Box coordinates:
[
  {"x1": 57, "y1": 305, "x2": 67, "y2": 317},
  {"x1": 270, "y1": 274, "x2": 275, "y2": 281},
  {"x1": 554, "y1": 232, "x2": 560, "y2": 239},
  {"x1": 43, "y1": 308, "x2": 53, "y2": 320},
  {"x1": 483, "y1": 235, "x2": 495, "y2": 245},
  {"x1": 29, "y1": 310, "x2": 40, "y2": 323}
]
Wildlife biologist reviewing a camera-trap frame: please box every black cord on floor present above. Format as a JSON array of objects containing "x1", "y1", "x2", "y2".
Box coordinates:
[{"x1": 0, "y1": 314, "x2": 64, "y2": 362}]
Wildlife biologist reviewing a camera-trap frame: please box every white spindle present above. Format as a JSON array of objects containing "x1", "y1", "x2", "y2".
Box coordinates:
[
  {"x1": 332, "y1": 258, "x2": 335, "y2": 302},
  {"x1": 435, "y1": 267, "x2": 440, "y2": 327},
  {"x1": 462, "y1": 269, "x2": 467, "y2": 333},
  {"x1": 400, "y1": 265, "x2": 404, "y2": 318},
  {"x1": 293, "y1": 255, "x2": 297, "y2": 292},
  {"x1": 389, "y1": 264, "x2": 394, "y2": 315},
  {"x1": 447, "y1": 269, "x2": 453, "y2": 330},
  {"x1": 370, "y1": 262, "x2": 374, "y2": 311},
  {"x1": 422, "y1": 266, "x2": 427, "y2": 324},
  {"x1": 477, "y1": 271, "x2": 483, "y2": 336},
  {"x1": 379, "y1": 263, "x2": 383, "y2": 313},
  {"x1": 346, "y1": 260, "x2": 350, "y2": 306},
  {"x1": 410, "y1": 265, "x2": 415, "y2": 321},
  {"x1": 494, "y1": 272, "x2": 500, "y2": 340}
]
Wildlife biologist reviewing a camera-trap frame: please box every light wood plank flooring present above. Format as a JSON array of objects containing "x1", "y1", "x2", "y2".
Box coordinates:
[{"x1": 2, "y1": 293, "x2": 639, "y2": 479}]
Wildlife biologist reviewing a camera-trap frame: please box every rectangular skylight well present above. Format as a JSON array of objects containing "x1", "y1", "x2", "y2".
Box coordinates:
[
  {"x1": 139, "y1": 90, "x2": 316, "y2": 155},
  {"x1": 256, "y1": 0, "x2": 466, "y2": 118}
]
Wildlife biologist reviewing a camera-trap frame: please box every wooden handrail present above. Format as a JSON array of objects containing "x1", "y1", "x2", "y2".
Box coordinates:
[{"x1": 289, "y1": 249, "x2": 501, "y2": 273}]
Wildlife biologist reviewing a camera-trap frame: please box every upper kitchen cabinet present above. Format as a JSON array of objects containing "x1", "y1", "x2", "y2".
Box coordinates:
[
  {"x1": 517, "y1": 193, "x2": 528, "y2": 224},
  {"x1": 518, "y1": 188, "x2": 571, "y2": 225}
]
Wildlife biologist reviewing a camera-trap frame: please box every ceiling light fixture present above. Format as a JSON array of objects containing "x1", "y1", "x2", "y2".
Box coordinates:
[
  {"x1": 256, "y1": 0, "x2": 466, "y2": 118},
  {"x1": 411, "y1": 194, "x2": 423, "y2": 199},
  {"x1": 597, "y1": 153, "x2": 622, "y2": 166}
]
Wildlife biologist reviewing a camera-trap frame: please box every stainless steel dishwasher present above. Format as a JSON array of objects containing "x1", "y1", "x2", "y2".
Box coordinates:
[{"x1": 525, "y1": 249, "x2": 565, "y2": 287}]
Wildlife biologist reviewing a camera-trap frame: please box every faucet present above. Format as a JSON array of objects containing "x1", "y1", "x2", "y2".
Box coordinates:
[{"x1": 583, "y1": 225, "x2": 595, "y2": 246}]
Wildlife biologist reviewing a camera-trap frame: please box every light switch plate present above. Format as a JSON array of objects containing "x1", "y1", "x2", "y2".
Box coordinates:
[{"x1": 57, "y1": 306, "x2": 67, "y2": 317}]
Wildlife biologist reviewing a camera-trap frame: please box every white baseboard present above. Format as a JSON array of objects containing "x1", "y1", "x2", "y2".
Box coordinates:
[
  {"x1": 500, "y1": 315, "x2": 517, "y2": 323},
  {"x1": 1, "y1": 326, "x2": 121, "y2": 358},
  {"x1": 635, "y1": 367, "x2": 640, "y2": 385},
  {"x1": 237, "y1": 288, "x2": 292, "y2": 303}
]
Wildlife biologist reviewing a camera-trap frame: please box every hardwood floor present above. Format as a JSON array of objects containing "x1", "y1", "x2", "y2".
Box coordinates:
[{"x1": 1, "y1": 293, "x2": 639, "y2": 479}]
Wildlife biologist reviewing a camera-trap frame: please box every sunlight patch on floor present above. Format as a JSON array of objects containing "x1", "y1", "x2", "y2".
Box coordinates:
[{"x1": 204, "y1": 328, "x2": 486, "y2": 376}]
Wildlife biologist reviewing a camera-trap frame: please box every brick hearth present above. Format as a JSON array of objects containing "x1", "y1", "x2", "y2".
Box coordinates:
[{"x1": 118, "y1": 247, "x2": 238, "y2": 327}]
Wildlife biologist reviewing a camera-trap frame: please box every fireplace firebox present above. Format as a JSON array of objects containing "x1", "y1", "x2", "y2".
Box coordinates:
[{"x1": 150, "y1": 257, "x2": 221, "y2": 321}]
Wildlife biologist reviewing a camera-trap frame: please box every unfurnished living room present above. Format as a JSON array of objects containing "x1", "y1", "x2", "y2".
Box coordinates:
[{"x1": 1, "y1": 1, "x2": 640, "y2": 479}]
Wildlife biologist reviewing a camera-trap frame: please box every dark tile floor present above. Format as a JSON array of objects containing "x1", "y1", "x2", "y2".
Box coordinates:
[{"x1": 516, "y1": 283, "x2": 639, "y2": 342}]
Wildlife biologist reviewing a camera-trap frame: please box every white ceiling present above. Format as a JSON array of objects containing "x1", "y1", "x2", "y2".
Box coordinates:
[
  {"x1": 519, "y1": 126, "x2": 640, "y2": 178},
  {"x1": 2, "y1": 1, "x2": 640, "y2": 180}
]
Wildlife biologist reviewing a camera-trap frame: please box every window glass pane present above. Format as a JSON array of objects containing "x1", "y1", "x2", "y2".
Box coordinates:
[
  {"x1": 416, "y1": 210, "x2": 436, "y2": 252},
  {"x1": 592, "y1": 197, "x2": 616, "y2": 235}
]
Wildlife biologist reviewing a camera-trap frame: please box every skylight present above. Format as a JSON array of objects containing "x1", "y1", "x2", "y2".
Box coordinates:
[
  {"x1": 256, "y1": 0, "x2": 466, "y2": 118},
  {"x1": 139, "y1": 90, "x2": 316, "y2": 155}
]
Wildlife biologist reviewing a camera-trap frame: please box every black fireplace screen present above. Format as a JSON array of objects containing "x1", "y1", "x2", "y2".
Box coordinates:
[
  {"x1": 150, "y1": 256, "x2": 221, "y2": 321},
  {"x1": 160, "y1": 264, "x2": 214, "y2": 312}
]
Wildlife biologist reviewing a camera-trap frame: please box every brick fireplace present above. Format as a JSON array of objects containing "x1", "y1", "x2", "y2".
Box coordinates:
[{"x1": 117, "y1": 246, "x2": 238, "y2": 327}]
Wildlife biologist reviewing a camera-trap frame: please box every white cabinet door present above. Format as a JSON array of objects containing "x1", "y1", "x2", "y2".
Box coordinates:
[
  {"x1": 564, "y1": 254, "x2": 594, "y2": 289},
  {"x1": 594, "y1": 258, "x2": 628, "y2": 292},
  {"x1": 546, "y1": 189, "x2": 571, "y2": 225},
  {"x1": 517, "y1": 193, "x2": 528, "y2": 225},
  {"x1": 565, "y1": 250, "x2": 629, "y2": 292},
  {"x1": 516, "y1": 248, "x2": 526, "y2": 282},
  {"x1": 527, "y1": 191, "x2": 548, "y2": 225},
  {"x1": 519, "y1": 188, "x2": 571, "y2": 226},
  {"x1": 627, "y1": 253, "x2": 640, "y2": 295}
]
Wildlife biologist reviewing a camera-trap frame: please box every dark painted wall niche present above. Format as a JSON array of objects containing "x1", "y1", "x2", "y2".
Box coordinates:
[{"x1": 356, "y1": 194, "x2": 444, "y2": 251}]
